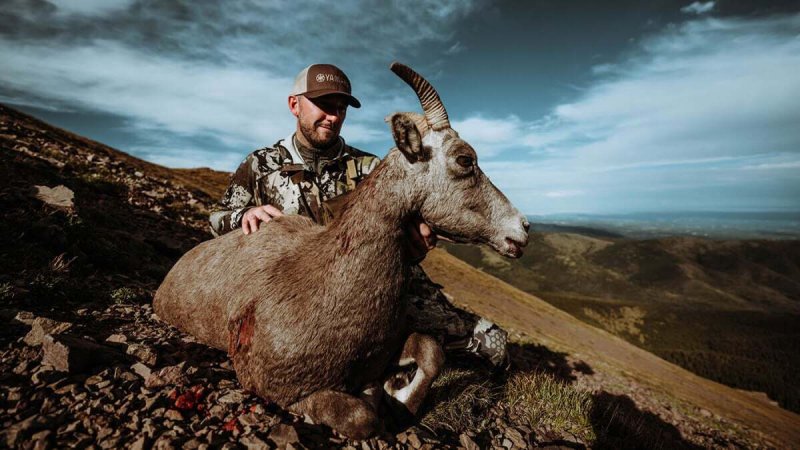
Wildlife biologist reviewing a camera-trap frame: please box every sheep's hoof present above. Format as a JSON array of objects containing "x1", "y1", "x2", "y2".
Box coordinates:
[
  {"x1": 382, "y1": 394, "x2": 415, "y2": 429},
  {"x1": 289, "y1": 389, "x2": 381, "y2": 440}
]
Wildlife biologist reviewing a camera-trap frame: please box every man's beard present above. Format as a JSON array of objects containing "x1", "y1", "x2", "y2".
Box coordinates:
[{"x1": 299, "y1": 119, "x2": 339, "y2": 149}]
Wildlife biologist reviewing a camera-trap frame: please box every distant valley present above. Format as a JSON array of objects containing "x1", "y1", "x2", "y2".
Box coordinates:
[
  {"x1": 530, "y1": 211, "x2": 800, "y2": 240},
  {"x1": 442, "y1": 224, "x2": 800, "y2": 414}
]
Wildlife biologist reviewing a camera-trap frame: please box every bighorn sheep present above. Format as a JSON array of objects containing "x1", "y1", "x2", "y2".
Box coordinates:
[{"x1": 154, "y1": 62, "x2": 529, "y2": 439}]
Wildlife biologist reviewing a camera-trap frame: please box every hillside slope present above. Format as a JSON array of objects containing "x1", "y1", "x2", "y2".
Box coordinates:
[
  {"x1": 422, "y1": 250, "x2": 800, "y2": 447},
  {"x1": 2, "y1": 103, "x2": 798, "y2": 448},
  {"x1": 443, "y1": 231, "x2": 800, "y2": 414},
  {"x1": 0, "y1": 105, "x2": 230, "y2": 201}
]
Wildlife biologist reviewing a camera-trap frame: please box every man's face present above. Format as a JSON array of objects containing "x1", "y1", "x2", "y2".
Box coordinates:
[{"x1": 291, "y1": 94, "x2": 349, "y2": 148}]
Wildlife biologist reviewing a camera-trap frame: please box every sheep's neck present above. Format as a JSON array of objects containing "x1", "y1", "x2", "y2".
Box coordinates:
[{"x1": 323, "y1": 157, "x2": 413, "y2": 310}]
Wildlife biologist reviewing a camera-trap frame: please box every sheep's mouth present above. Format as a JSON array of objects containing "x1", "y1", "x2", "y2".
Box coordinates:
[
  {"x1": 501, "y1": 237, "x2": 525, "y2": 258},
  {"x1": 431, "y1": 226, "x2": 474, "y2": 245},
  {"x1": 484, "y1": 237, "x2": 524, "y2": 259},
  {"x1": 431, "y1": 226, "x2": 524, "y2": 258}
]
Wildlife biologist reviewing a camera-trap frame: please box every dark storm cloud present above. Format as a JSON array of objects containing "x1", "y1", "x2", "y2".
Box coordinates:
[{"x1": 1, "y1": 1, "x2": 481, "y2": 71}]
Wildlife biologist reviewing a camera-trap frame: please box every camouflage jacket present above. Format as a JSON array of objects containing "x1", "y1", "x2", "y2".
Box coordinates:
[{"x1": 209, "y1": 133, "x2": 379, "y2": 236}]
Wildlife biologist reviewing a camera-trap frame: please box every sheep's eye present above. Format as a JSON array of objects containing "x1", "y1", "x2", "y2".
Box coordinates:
[{"x1": 456, "y1": 155, "x2": 474, "y2": 168}]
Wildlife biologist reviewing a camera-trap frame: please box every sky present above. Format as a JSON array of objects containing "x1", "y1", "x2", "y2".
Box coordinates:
[{"x1": 1, "y1": 0, "x2": 799, "y2": 215}]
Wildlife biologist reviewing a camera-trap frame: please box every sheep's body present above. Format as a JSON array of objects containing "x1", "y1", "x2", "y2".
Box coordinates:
[
  {"x1": 156, "y1": 215, "x2": 318, "y2": 357},
  {"x1": 155, "y1": 155, "x2": 415, "y2": 406}
]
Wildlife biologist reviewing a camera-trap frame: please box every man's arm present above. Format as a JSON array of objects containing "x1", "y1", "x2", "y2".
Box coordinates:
[
  {"x1": 209, "y1": 155, "x2": 258, "y2": 236},
  {"x1": 210, "y1": 151, "x2": 286, "y2": 236}
]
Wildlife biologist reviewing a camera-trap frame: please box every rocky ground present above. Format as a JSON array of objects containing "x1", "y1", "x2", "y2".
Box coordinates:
[
  {"x1": 0, "y1": 104, "x2": 779, "y2": 449},
  {"x1": 3, "y1": 302, "x2": 505, "y2": 449}
]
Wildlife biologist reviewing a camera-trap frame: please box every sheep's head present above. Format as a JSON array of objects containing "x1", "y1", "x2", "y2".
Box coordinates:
[{"x1": 388, "y1": 62, "x2": 529, "y2": 258}]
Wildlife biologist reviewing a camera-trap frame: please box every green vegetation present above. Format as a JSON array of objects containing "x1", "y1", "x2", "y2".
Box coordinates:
[
  {"x1": 76, "y1": 171, "x2": 128, "y2": 200},
  {"x1": 419, "y1": 360, "x2": 695, "y2": 449},
  {"x1": 650, "y1": 308, "x2": 800, "y2": 413},
  {"x1": 0, "y1": 282, "x2": 14, "y2": 300},
  {"x1": 420, "y1": 365, "x2": 597, "y2": 444},
  {"x1": 421, "y1": 367, "x2": 498, "y2": 433},
  {"x1": 505, "y1": 371, "x2": 595, "y2": 442},
  {"x1": 110, "y1": 286, "x2": 147, "y2": 304}
]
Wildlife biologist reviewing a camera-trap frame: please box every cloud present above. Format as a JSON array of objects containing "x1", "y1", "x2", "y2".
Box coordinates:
[
  {"x1": 544, "y1": 190, "x2": 584, "y2": 198},
  {"x1": 136, "y1": 147, "x2": 246, "y2": 171},
  {"x1": 0, "y1": 94, "x2": 72, "y2": 112},
  {"x1": 480, "y1": 14, "x2": 800, "y2": 213},
  {"x1": 445, "y1": 41, "x2": 465, "y2": 55},
  {"x1": 740, "y1": 159, "x2": 800, "y2": 171},
  {"x1": 451, "y1": 115, "x2": 527, "y2": 158},
  {"x1": 2, "y1": 1, "x2": 797, "y2": 215},
  {"x1": 681, "y1": 2, "x2": 715, "y2": 15},
  {"x1": 533, "y1": 15, "x2": 800, "y2": 167},
  {"x1": 47, "y1": 0, "x2": 136, "y2": 17},
  {"x1": 0, "y1": 38, "x2": 294, "y2": 150},
  {"x1": 0, "y1": 0, "x2": 484, "y2": 169}
]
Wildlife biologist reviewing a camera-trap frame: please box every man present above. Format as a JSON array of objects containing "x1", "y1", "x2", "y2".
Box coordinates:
[{"x1": 210, "y1": 63, "x2": 509, "y2": 369}]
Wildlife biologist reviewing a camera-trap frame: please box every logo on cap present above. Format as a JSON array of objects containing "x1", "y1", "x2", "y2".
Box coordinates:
[
  {"x1": 314, "y1": 73, "x2": 348, "y2": 88},
  {"x1": 292, "y1": 63, "x2": 361, "y2": 108}
]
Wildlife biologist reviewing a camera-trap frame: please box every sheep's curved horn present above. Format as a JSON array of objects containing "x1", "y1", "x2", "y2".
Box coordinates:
[{"x1": 390, "y1": 62, "x2": 451, "y2": 131}]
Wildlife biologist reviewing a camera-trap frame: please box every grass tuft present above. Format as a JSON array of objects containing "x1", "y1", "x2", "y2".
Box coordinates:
[
  {"x1": 48, "y1": 253, "x2": 76, "y2": 274},
  {"x1": 0, "y1": 282, "x2": 14, "y2": 300},
  {"x1": 420, "y1": 367, "x2": 499, "y2": 433},
  {"x1": 110, "y1": 286, "x2": 147, "y2": 304},
  {"x1": 505, "y1": 371, "x2": 595, "y2": 443}
]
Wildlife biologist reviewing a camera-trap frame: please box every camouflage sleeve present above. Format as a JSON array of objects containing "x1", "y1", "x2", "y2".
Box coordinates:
[
  {"x1": 362, "y1": 156, "x2": 380, "y2": 177},
  {"x1": 209, "y1": 154, "x2": 259, "y2": 236}
]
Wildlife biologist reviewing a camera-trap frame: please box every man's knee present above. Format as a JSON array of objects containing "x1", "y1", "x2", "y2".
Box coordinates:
[{"x1": 467, "y1": 318, "x2": 510, "y2": 368}]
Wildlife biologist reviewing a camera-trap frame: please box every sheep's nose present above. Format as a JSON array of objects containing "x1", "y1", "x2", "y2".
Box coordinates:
[{"x1": 522, "y1": 219, "x2": 530, "y2": 233}]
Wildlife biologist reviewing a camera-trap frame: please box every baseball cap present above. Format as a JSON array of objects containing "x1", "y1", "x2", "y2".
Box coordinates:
[{"x1": 291, "y1": 64, "x2": 361, "y2": 108}]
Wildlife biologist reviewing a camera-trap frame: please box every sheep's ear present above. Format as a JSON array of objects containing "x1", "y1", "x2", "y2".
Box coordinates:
[{"x1": 387, "y1": 112, "x2": 429, "y2": 163}]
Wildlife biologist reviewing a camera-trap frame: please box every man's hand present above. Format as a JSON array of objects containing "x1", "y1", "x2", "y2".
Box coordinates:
[
  {"x1": 242, "y1": 205, "x2": 284, "y2": 235},
  {"x1": 406, "y1": 216, "x2": 438, "y2": 263}
]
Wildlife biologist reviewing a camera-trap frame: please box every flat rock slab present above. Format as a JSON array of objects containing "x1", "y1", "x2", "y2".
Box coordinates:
[
  {"x1": 42, "y1": 334, "x2": 121, "y2": 372},
  {"x1": 131, "y1": 362, "x2": 153, "y2": 380},
  {"x1": 239, "y1": 434, "x2": 270, "y2": 450},
  {"x1": 24, "y1": 317, "x2": 73, "y2": 346},
  {"x1": 14, "y1": 310, "x2": 36, "y2": 325},
  {"x1": 33, "y1": 184, "x2": 74, "y2": 210},
  {"x1": 218, "y1": 390, "x2": 247, "y2": 405},
  {"x1": 126, "y1": 343, "x2": 158, "y2": 366},
  {"x1": 459, "y1": 433, "x2": 480, "y2": 450},
  {"x1": 145, "y1": 364, "x2": 188, "y2": 388}
]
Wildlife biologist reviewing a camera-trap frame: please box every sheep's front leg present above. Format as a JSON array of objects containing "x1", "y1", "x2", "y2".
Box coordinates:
[
  {"x1": 288, "y1": 390, "x2": 380, "y2": 440},
  {"x1": 383, "y1": 333, "x2": 445, "y2": 414},
  {"x1": 360, "y1": 382, "x2": 383, "y2": 411}
]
